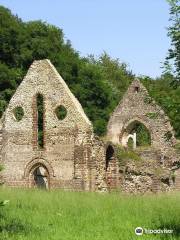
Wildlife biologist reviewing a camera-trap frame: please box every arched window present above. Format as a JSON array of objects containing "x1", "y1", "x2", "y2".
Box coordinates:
[{"x1": 106, "y1": 145, "x2": 114, "y2": 170}]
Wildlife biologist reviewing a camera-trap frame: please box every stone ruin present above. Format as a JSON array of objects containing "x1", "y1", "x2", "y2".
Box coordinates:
[
  {"x1": 107, "y1": 79, "x2": 180, "y2": 193},
  {"x1": 0, "y1": 59, "x2": 179, "y2": 193}
]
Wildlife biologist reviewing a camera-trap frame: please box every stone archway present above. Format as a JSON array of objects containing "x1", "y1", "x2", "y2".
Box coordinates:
[
  {"x1": 121, "y1": 119, "x2": 151, "y2": 149},
  {"x1": 24, "y1": 158, "x2": 54, "y2": 189},
  {"x1": 30, "y1": 164, "x2": 49, "y2": 189}
]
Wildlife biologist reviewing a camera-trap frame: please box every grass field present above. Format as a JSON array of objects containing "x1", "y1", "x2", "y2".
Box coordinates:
[{"x1": 0, "y1": 188, "x2": 180, "y2": 240}]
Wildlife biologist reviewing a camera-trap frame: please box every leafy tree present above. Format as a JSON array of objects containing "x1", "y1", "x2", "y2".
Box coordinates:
[
  {"x1": 164, "y1": 0, "x2": 180, "y2": 86},
  {"x1": 0, "y1": 6, "x2": 134, "y2": 136},
  {"x1": 0, "y1": 5, "x2": 179, "y2": 139},
  {"x1": 141, "y1": 73, "x2": 180, "y2": 139}
]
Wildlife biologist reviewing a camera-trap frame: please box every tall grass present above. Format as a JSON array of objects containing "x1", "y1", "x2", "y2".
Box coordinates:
[{"x1": 0, "y1": 188, "x2": 180, "y2": 240}]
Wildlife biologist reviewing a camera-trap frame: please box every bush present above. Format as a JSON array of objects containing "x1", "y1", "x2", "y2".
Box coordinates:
[{"x1": 116, "y1": 145, "x2": 142, "y2": 166}]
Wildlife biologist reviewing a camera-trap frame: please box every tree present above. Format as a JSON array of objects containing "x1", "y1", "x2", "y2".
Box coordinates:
[
  {"x1": 141, "y1": 73, "x2": 180, "y2": 139},
  {"x1": 0, "y1": 6, "x2": 134, "y2": 136},
  {"x1": 165, "y1": 0, "x2": 180, "y2": 86},
  {"x1": 0, "y1": 6, "x2": 179, "y2": 138}
]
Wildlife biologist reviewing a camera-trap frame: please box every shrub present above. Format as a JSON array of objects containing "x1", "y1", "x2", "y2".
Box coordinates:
[{"x1": 116, "y1": 145, "x2": 141, "y2": 166}]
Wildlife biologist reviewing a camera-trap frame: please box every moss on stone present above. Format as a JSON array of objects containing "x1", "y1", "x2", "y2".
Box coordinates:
[{"x1": 146, "y1": 112, "x2": 158, "y2": 119}]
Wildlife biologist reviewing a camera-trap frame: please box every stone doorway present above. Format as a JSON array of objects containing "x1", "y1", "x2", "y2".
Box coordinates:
[
  {"x1": 106, "y1": 145, "x2": 114, "y2": 170},
  {"x1": 30, "y1": 164, "x2": 49, "y2": 189},
  {"x1": 105, "y1": 145, "x2": 120, "y2": 190}
]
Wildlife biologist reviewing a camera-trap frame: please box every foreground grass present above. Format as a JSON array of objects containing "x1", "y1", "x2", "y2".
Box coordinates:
[{"x1": 0, "y1": 188, "x2": 180, "y2": 240}]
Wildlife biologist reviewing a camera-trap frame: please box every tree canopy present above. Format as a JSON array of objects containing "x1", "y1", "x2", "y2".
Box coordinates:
[
  {"x1": 164, "y1": 0, "x2": 180, "y2": 86},
  {"x1": 0, "y1": 6, "x2": 179, "y2": 139}
]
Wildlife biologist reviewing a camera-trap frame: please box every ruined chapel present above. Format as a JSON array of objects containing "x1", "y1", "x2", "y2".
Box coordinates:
[{"x1": 0, "y1": 59, "x2": 179, "y2": 193}]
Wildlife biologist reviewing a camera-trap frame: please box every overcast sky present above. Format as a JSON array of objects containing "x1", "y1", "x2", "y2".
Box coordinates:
[{"x1": 0, "y1": 0, "x2": 171, "y2": 78}]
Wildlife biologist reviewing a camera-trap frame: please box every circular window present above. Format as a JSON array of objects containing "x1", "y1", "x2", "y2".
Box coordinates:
[
  {"x1": 55, "y1": 105, "x2": 67, "y2": 120},
  {"x1": 14, "y1": 106, "x2": 24, "y2": 121}
]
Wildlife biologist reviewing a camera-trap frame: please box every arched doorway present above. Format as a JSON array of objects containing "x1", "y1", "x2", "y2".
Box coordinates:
[
  {"x1": 121, "y1": 120, "x2": 151, "y2": 149},
  {"x1": 29, "y1": 164, "x2": 49, "y2": 189},
  {"x1": 106, "y1": 145, "x2": 114, "y2": 170}
]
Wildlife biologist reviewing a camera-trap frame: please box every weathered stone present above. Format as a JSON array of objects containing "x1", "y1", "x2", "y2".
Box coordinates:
[
  {"x1": 106, "y1": 79, "x2": 180, "y2": 193},
  {"x1": 107, "y1": 79, "x2": 176, "y2": 153},
  {"x1": 0, "y1": 61, "x2": 179, "y2": 193},
  {"x1": 0, "y1": 60, "x2": 105, "y2": 190}
]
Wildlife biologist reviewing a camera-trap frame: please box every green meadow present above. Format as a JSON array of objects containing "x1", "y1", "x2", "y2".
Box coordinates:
[{"x1": 0, "y1": 188, "x2": 180, "y2": 240}]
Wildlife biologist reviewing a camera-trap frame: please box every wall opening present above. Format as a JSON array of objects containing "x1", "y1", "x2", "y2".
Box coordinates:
[
  {"x1": 37, "y1": 94, "x2": 44, "y2": 148},
  {"x1": 134, "y1": 86, "x2": 139, "y2": 93},
  {"x1": 106, "y1": 145, "x2": 114, "y2": 170},
  {"x1": 122, "y1": 121, "x2": 151, "y2": 149},
  {"x1": 30, "y1": 164, "x2": 49, "y2": 189},
  {"x1": 55, "y1": 105, "x2": 67, "y2": 120},
  {"x1": 127, "y1": 136, "x2": 136, "y2": 149},
  {"x1": 13, "y1": 106, "x2": 24, "y2": 121}
]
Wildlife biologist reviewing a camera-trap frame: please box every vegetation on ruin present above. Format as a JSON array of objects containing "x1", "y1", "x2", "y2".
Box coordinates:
[
  {"x1": 0, "y1": 5, "x2": 179, "y2": 140},
  {"x1": 116, "y1": 146, "x2": 142, "y2": 167},
  {"x1": 0, "y1": 188, "x2": 179, "y2": 240},
  {"x1": 146, "y1": 112, "x2": 158, "y2": 119}
]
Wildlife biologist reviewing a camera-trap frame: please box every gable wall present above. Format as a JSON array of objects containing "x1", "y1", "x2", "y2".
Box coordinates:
[
  {"x1": 107, "y1": 79, "x2": 176, "y2": 154},
  {"x1": 1, "y1": 60, "x2": 94, "y2": 189}
]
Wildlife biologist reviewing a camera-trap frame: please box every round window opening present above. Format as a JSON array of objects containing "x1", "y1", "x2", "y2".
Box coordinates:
[
  {"x1": 14, "y1": 106, "x2": 24, "y2": 121},
  {"x1": 55, "y1": 105, "x2": 67, "y2": 120}
]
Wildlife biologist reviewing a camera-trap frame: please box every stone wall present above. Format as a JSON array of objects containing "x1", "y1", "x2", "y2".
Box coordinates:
[
  {"x1": 0, "y1": 59, "x2": 103, "y2": 190},
  {"x1": 104, "y1": 144, "x2": 121, "y2": 191},
  {"x1": 112, "y1": 146, "x2": 172, "y2": 193},
  {"x1": 107, "y1": 79, "x2": 176, "y2": 153},
  {"x1": 107, "y1": 79, "x2": 179, "y2": 169},
  {"x1": 91, "y1": 137, "x2": 107, "y2": 192},
  {"x1": 0, "y1": 61, "x2": 179, "y2": 193}
]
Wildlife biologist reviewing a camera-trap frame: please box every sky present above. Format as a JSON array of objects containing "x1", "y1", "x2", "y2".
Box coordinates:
[{"x1": 0, "y1": 0, "x2": 171, "y2": 78}]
